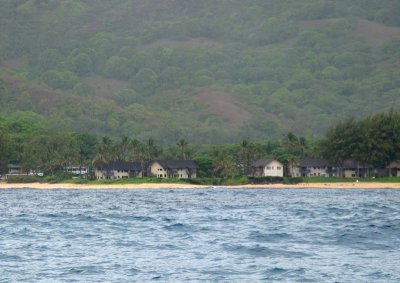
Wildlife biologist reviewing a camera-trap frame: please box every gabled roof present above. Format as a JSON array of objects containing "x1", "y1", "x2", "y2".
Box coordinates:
[
  {"x1": 154, "y1": 160, "x2": 199, "y2": 169},
  {"x1": 387, "y1": 161, "x2": 400, "y2": 168},
  {"x1": 299, "y1": 157, "x2": 332, "y2": 167},
  {"x1": 252, "y1": 158, "x2": 280, "y2": 167},
  {"x1": 342, "y1": 159, "x2": 370, "y2": 168},
  {"x1": 8, "y1": 164, "x2": 21, "y2": 169},
  {"x1": 99, "y1": 161, "x2": 142, "y2": 171}
]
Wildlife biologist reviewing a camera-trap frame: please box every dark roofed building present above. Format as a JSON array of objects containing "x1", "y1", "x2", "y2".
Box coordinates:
[
  {"x1": 341, "y1": 159, "x2": 369, "y2": 178},
  {"x1": 299, "y1": 157, "x2": 331, "y2": 168},
  {"x1": 292, "y1": 157, "x2": 337, "y2": 177},
  {"x1": 95, "y1": 161, "x2": 143, "y2": 180},
  {"x1": 150, "y1": 160, "x2": 198, "y2": 179},
  {"x1": 387, "y1": 161, "x2": 400, "y2": 177}
]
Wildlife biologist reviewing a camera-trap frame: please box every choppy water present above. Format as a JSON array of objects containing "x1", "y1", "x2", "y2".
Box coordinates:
[{"x1": 0, "y1": 188, "x2": 399, "y2": 282}]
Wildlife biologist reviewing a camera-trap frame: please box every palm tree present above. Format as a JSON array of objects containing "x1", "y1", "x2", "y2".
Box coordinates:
[
  {"x1": 0, "y1": 131, "x2": 10, "y2": 174},
  {"x1": 238, "y1": 140, "x2": 256, "y2": 175},
  {"x1": 146, "y1": 137, "x2": 161, "y2": 161},
  {"x1": 92, "y1": 136, "x2": 114, "y2": 167},
  {"x1": 176, "y1": 138, "x2": 189, "y2": 160},
  {"x1": 115, "y1": 136, "x2": 130, "y2": 162},
  {"x1": 278, "y1": 154, "x2": 299, "y2": 177},
  {"x1": 130, "y1": 139, "x2": 147, "y2": 176}
]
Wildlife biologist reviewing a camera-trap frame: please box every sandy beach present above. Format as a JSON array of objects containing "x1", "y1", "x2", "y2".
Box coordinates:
[{"x1": 1, "y1": 182, "x2": 400, "y2": 190}]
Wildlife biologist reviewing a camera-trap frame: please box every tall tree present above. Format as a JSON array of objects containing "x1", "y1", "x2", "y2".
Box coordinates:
[
  {"x1": 115, "y1": 136, "x2": 131, "y2": 162},
  {"x1": 176, "y1": 138, "x2": 189, "y2": 160},
  {"x1": 0, "y1": 130, "x2": 9, "y2": 174},
  {"x1": 92, "y1": 136, "x2": 115, "y2": 167},
  {"x1": 129, "y1": 139, "x2": 147, "y2": 176},
  {"x1": 146, "y1": 138, "x2": 161, "y2": 162},
  {"x1": 237, "y1": 140, "x2": 256, "y2": 175},
  {"x1": 213, "y1": 152, "x2": 239, "y2": 179}
]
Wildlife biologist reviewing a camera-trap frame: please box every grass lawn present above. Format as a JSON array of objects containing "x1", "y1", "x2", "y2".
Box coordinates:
[{"x1": 303, "y1": 176, "x2": 400, "y2": 183}]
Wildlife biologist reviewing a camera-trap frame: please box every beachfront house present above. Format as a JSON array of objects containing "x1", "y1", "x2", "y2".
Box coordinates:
[
  {"x1": 341, "y1": 159, "x2": 369, "y2": 178},
  {"x1": 64, "y1": 166, "x2": 89, "y2": 178},
  {"x1": 6, "y1": 164, "x2": 45, "y2": 178},
  {"x1": 7, "y1": 164, "x2": 23, "y2": 175},
  {"x1": 5, "y1": 164, "x2": 26, "y2": 179},
  {"x1": 95, "y1": 161, "x2": 143, "y2": 180},
  {"x1": 386, "y1": 161, "x2": 400, "y2": 177},
  {"x1": 250, "y1": 159, "x2": 284, "y2": 177},
  {"x1": 295, "y1": 158, "x2": 337, "y2": 177},
  {"x1": 149, "y1": 160, "x2": 198, "y2": 179}
]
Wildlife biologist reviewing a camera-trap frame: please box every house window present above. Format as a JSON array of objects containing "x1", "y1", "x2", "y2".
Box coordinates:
[
  {"x1": 277, "y1": 167, "x2": 281, "y2": 170},
  {"x1": 267, "y1": 166, "x2": 271, "y2": 170}
]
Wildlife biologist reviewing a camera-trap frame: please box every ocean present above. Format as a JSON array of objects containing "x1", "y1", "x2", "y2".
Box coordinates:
[{"x1": 0, "y1": 188, "x2": 399, "y2": 282}]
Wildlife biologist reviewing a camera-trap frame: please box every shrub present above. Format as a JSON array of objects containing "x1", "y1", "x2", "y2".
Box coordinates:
[{"x1": 6, "y1": 175, "x2": 42, "y2": 183}]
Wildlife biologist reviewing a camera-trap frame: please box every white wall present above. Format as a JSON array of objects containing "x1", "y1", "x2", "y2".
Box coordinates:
[{"x1": 263, "y1": 160, "x2": 284, "y2": 177}]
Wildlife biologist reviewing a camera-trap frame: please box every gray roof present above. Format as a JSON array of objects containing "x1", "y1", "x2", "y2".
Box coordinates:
[
  {"x1": 8, "y1": 164, "x2": 21, "y2": 169},
  {"x1": 342, "y1": 159, "x2": 370, "y2": 168},
  {"x1": 252, "y1": 158, "x2": 278, "y2": 167},
  {"x1": 154, "y1": 160, "x2": 199, "y2": 169},
  {"x1": 99, "y1": 161, "x2": 142, "y2": 171},
  {"x1": 388, "y1": 161, "x2": 400, "y2": 168},
  {"x1": 299, "y1": 158, "x2": 332, "y2": 167}
]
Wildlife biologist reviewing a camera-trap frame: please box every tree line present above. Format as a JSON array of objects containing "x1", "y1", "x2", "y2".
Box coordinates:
[
  {"x1": 0, "y1": 110, "x2": 399, "y2": 178},
  {"x1": 320, "y1": 109, "x2": 400, "y2": 175},
  {"x1": 0, "y1": 111, "x2": 314, "y2": 178}
]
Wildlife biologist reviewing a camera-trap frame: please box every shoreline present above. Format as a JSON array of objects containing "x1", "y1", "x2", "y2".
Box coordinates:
[{"x1": 1, "y1": 182, "x2": 400, "y2": 190}]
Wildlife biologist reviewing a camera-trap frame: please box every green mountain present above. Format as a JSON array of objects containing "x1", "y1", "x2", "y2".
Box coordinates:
[{"x1": 1, "y1": 0, "x2": 400, "y2": 144}]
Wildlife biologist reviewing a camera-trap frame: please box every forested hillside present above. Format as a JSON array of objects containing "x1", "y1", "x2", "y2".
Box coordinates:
[{"x1": 1, "y1": 0, "x2": 400, "y2": 143}]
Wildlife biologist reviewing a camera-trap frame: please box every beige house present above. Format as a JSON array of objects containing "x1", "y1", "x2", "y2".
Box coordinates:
[
  {"x1": 149, "y1": 160, "x2": 198, "y2": 179},
  {"x1": 251, "y1": 159, "x2": 284, "y2": 177},
  {"x1": 95, "y1": 161, "x2": 143, "y2": 180}
]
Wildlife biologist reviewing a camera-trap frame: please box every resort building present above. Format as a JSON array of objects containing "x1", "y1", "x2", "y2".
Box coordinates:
[
  {"x1": 149, "y1": 160, "x2": 198, "y2": 179},
  {"x1": 387, "y1": 161, "x2": 400, "y2": 177},
  {"x1": 5, "y1": 164, "x2": 26, "y2": 179},
  {"x1": 95, "y1": 161, "x2": 143, "y2": 180},
  {"x1": 64, "y1": 166, "x2": 89, "y2": 177},
  {"x1": 7, "y1": 164, "x2": 23, "y2": 175},
  {"x1": 341, "y1": 159, "x2": 369, "y2": 178},
  {"x1": 250, "y1": 159, "x2": 284, "y2": 177},
  {"x1": 296, "y1": 158, "x2": 337, "y2": 177}
]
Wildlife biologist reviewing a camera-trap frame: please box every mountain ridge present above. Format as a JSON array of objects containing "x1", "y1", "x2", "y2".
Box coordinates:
[{"x1": 1, "y1": 0, "x2": 400, "y2": 143}]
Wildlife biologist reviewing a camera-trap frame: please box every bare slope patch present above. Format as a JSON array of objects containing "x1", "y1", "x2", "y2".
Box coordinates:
[
  {"x1": 137, "y1": 38, "x2": 222, "y2": 52},
  {"x1": 1, "y1": 58, "x2": 27, "y2": 70},
  {"x1": 356, "y1": 19, "x2": 400, "y2": 48},
  {"x1": 84, "y1": 76, "x2": 129, "y2": 98},
  {"x1": 298, "y1": 18, "x2": 400, "y2": 48},
  {"x1": 194, "y1": 88, "x2": 251, "y2": 128},
  {"x1": 299, "y1": 18, "x2": 339, "y2": 29}
]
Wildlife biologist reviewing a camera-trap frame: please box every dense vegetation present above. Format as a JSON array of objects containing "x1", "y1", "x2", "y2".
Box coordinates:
[
  {"x1": 0, "y1": 1, "x2": 399, "y2": 143},
  {"x1": 1, "y1": 109, "x2": 399, "y2": 182},
  {"x1": 320, "y1": 110, "x2": 400, "y2": 169},
  {"x1": 0, "y1": 109, "x2": 316, "y2": 177}
]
